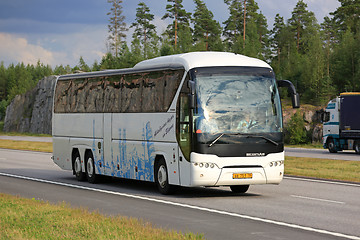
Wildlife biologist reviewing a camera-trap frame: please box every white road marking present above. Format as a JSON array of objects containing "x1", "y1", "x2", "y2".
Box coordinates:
[
  {"x1": 285, "y1": 176, "x2": 360, "y2": 187},
  {"x1": 1, "y1": 172, "x2": 359, "y2": 240},
  {"x1": 291, "y1": 195, "x2": 345, "y2": 204}
]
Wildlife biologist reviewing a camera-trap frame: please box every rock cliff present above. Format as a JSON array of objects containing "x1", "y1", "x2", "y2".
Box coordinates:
[{"x1": 3, "y1": 76, "x2": 57, "y2": 134}]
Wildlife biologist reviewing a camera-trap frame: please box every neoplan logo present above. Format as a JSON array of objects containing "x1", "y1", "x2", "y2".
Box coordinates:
[{"x1": 246, "y1": 153, "x2": 266, "y2": 157}]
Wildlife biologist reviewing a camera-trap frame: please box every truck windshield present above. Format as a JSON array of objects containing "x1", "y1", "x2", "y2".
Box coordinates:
[{"x1": 191, "y1": 66, "x2": 282, "y2": 143}]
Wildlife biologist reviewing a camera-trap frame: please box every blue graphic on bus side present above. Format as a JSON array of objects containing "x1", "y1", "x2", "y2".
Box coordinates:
[
  {"x1": 111, "y1": 121, "x2": 155, "y2": 182},
  {"x1": 91, "y1": 119, "x2": 155, "y2": 182}
]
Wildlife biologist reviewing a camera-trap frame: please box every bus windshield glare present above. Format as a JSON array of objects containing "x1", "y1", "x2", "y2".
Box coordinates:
[{"x1": 191, "y1": 67, "x2": 283, "y2": 139}]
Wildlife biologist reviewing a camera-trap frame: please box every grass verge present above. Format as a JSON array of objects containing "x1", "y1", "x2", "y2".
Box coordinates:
[
  {"x1": 285, "y1": 143, "x2": 323, "y2": 149},
  {"x1": 0, "y1": 193, "x2": 203, "y2": 240},
  {"x1": 0, "y1": 139, "x2": 52, "y2": 152},
  {"x1": 285, "y1": 156, "x2": 360, "y2": 182}
]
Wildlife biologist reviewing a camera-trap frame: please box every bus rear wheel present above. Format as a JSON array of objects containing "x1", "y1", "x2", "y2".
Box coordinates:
[
  {"x1": 230, "y1": 185, "x2": 250, "y2": 193},
  {"x1": 73, "y1": 151, "x2": 86, "y2": 181},
  {"x1": 155, "y1": 158, "x2": 176, "y2": 195},
  {"x1": 85, "y1": 152, "x2": 98, "y2": 184}
]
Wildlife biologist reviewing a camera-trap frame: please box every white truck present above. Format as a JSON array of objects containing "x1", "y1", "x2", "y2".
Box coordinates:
[{"x1": 322, "y1": 92, "x2": 360, "y2": 154}]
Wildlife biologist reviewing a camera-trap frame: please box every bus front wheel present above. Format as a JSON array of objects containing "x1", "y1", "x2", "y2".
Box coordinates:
[
  {"x1": 230, "y1": 185, "x2": 249, "y2": 194},
  {"x1": 155, "y1": 158, "x2": 175, "y2": 195},
  {"x1": 85, "y1": 152, "x2": 98, "y2": 184}
]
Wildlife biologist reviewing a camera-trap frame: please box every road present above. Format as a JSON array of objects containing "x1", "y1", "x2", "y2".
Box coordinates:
[
  {"x1": 1, "y1": 135, "x2": 359, "y2": 160},
  {"x1": 285, "y1": 147, "x2": 360, "y2": 161},
  {"x1": 2, "y1": 135, "x2": 360, "y2": 160},
  {"x1": 0, "y1": 149, "x2": 359, "y2": 240}
]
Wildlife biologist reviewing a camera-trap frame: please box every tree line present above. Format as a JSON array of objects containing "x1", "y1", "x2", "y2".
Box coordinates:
[{"x1": 1, "y1": 0, "x2": 359, "y2": 120}]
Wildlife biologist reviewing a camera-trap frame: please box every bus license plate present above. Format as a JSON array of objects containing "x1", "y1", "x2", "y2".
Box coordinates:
[{"x1": 233, "y1": 173, "x2": 253, "y2": 179}]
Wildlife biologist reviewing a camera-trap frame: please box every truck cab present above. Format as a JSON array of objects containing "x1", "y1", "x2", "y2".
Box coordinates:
[{"x1": 323, "y1": 93, "x2": 360, "y2": 154}]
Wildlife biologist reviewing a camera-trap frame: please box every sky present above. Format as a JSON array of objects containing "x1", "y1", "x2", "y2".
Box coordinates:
[{"x1": 0, "y1": 0, "x2": 341, "y2": 68}]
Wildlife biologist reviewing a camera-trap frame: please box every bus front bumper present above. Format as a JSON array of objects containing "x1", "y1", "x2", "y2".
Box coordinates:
[{"x1": 189, "y1": 152, "x2": 284, "y2": 187}]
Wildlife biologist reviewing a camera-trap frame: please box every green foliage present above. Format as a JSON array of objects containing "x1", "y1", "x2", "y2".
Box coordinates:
[
  {"x1": 285, "y1": 112, "x2": 308, "y2": 144},
  {"x1": 0, "y1": 100, "x2": 8, "y2": 121},
  {"x1": 107, "y1": 0, "x2": 128, "y2": 57},
  {"x1": 162, "y1": 0, "x2": 192, "y2": 52},
  {"x1": 130, "y1": 2, "x2": 157, "y2": 58},
  {"x1": 193, "y1": 0, "x2": 223, "y2": 51}
]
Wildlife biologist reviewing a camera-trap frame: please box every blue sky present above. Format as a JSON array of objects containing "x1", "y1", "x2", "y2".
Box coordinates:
[{"x1": 0, "y1": 0, "x2": 340, "y2": 67}]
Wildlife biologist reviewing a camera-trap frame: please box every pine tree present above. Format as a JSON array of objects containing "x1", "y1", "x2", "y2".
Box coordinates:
[
  {"x1": 223, "y1": 0, "x2": 244, "y2": 51},
  {"x1": 288, "y1": 0, "x2": 318, "y2": 53},
  {"x1": 162, "y1": 0, "x2": 192, "y2": 52},
  {"x1": 331, "y1": 0, "x2": 360, "y2": 36},
  {"x1": 192, "y1": 0, "x2": 222, "y2": 51},
  {"x1": 321, "y1": 16, "x2": 337, "y2": 79},
  {"x1": 223, "y1": 0, "x2": 268, "y2": 58},
  {"x1": 331, "y1": 29, "x2": 360, "y2": 92},
  {"x1": 0, "y1": 62, "x2": 7, "y2": 101},
  {"x1": 107, "y1": 0, "x2": 128, "y2": 57},
  {"x1": 130, "y1": 2, "x2": 157, "y2": 58},
  {"x1": 270, "y1": 14, "x2": 286, "y2": 68},
  {"x1": 78, "y1": 57, "x2": 91, "y2": 72}
]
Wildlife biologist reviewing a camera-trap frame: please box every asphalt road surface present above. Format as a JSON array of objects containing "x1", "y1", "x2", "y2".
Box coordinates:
[
  {"x1": 0, "y1": 149, "x2": 359, "y2": 240},
  {"x1": 285, "y1": 147, "x2": 360, "y2": 161},
  {"x1": 1, "y1": 135, "x2": 360, "y2": 160}
]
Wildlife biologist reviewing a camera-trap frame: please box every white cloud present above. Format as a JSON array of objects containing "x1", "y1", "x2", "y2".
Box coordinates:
[
  {"x1": 0, "y1": 24, "x2": 108, "y2": 67},
  {"x1": 0, "y1": 33, "x2": 54, "y2": 66}
]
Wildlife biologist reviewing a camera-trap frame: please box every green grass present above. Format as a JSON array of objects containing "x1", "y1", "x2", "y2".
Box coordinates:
[
  {"x1": 285, "y1": 156, "x2": 360, "y2": 182},
  {"x1": 285, "y1": 142, "x2": 324, "y2": 149},
  {"x1": 0, "y1": 139, "x2": 52, "y2": 152},
  {"x1": 0, "y1": 131, "x2": 51, "y2": 137},
  {"x1": 0, "y1": 193, "x2": 204, "y2": 240}
]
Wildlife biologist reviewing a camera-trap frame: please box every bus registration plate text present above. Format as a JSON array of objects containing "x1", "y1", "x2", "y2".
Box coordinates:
[{"x1": 233, "y1": 173, "x2": 253, "y2": 179}]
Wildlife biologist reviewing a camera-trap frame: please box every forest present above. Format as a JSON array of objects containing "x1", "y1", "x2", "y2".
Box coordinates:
[{"x1": 0, "y1": 0, "x2": 359, "y2": 120}]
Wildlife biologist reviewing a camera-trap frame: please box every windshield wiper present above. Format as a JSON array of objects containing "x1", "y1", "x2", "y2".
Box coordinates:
[
  {"x1": 208, "y1": 133, "x2": 225, "y2": 147},
  {"x1": 208, "y1": 133, "x2": 279, "y2": 147},
  {"x1": 241, "y1": 134, "x2": 279, "y2": 146}
]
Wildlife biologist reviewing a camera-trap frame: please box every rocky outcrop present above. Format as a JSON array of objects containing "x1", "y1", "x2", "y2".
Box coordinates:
[
  {"x1": 3, "y1": 76, "x2": 57, "y2": 134},
  {"x1": 283, "y1": 106, "x2": 325, "y2": 143}
]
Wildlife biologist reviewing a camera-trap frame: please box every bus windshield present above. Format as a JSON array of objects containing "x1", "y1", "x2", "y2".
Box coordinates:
[{"x1": 191, "y1": 66, "x2": 283, "y2": 139}]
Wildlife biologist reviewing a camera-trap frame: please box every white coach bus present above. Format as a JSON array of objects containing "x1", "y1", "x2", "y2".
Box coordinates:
[{"x1": 52, "y1": 52, "x2": 299, "y2": 194}]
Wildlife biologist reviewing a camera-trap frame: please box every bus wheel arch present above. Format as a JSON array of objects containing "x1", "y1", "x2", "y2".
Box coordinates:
[
  {"x1": 85, "y1": 149, "x2": 98, "y2": 184},
  {"x1": 72, "y1": 149, "x2": 86, "y2": 181},
  {"x1": 154, "y1": 156, "x2": 176, "y2": 195}
]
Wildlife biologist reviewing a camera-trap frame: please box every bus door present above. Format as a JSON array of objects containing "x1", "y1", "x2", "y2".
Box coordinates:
[
  {"x1": 177, "y1": 91, "x2": 192, "y2": 186},
  {"x1": 103, "y1": 113, "x2": 112, "y2": 175}
]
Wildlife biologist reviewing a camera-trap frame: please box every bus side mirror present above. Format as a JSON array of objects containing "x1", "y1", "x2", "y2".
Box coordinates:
[
  {"x1": 277, "y1": 80, "x2": 300, "y2": 108},
  {"x1": 188, "y1": 80, "x2": 196, "y2": 109}
]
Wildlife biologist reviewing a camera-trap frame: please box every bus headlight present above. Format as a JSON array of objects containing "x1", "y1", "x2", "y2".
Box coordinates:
[
  {"x1": 269, "y1": 161, "x2": 284, "y2": 167},
  {"x1": 193, "y1": 162, "x2": 218, "y2": 169}
]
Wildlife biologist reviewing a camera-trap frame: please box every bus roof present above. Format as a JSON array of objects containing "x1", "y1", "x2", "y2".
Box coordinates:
[
  {"x1": 134, "y1": 51, "x2": 272, "y2": 71},
  {"x1": 58, "y1": 52, "x2": 272, "y2": 80}
]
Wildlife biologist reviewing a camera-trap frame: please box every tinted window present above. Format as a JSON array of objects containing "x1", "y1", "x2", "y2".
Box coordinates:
[{"x1": 54, "y1": 69, "x2": 184, "y2": 113}]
